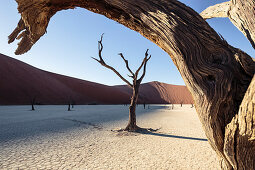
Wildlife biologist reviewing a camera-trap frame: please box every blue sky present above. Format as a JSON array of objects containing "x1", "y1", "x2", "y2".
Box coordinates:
[{"x1": 0, "y1": 0, "x2": 254, "y2": 86}]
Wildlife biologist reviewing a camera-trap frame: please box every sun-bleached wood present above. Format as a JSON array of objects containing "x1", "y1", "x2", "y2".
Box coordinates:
[
  {"x1": 200, "y1": 1, "x2": 230, "y2": 19},
  {"x1": 201, "y1": 0, "x2": 255, "y2": 49},
  {"x1": 9, "y1": 0, "x2": 255, "y2": 169}
]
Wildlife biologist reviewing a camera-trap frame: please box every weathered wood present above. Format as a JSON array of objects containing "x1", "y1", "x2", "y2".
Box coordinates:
[
  {"x1": 224, "y1": 75, "x2": 255, "y2": 169},
  {"x1": 200, "y1": 1, "x2": 230, "y2": 19},
  {"x1": 201, "y1": 0, "x2": 255, "y2": 49},
  {"x1": 9, "y1": 0, "x2": 255, "y2": 169}
]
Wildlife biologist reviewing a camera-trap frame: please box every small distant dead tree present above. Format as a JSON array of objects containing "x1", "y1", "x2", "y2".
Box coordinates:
[
  {"x1": 180, "y1": 101, "x2": 183, "y2": 107},
  {"x1": 71, "y1": 100, "x2": 75, "y2": 108},
  {"x1": 31, "y1": 96, "x2": 36, "y2": 111},
  {"x1": 68, "y1": 103, "x2": 71, "y2": 111},
  {"x1": 67, "y1": 97, "x2": 74, "y2": 111},
  {"x1": 92, "y1": 34, "x2": 151, "y2": 131},
  {"x1": 168, "y1": 102, "x2": 172, "y2": 110}
]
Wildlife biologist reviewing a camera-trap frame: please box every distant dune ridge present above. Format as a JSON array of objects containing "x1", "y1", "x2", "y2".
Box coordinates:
[{"x1": 0, "y1": 53, "x2": 193, "y2": 105}]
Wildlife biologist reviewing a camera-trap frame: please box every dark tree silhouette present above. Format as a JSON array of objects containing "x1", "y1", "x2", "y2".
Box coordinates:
[
  {"x1": 30, "y1": 96, "x2": 36, "y2": 111},
  {"x1": 68, "y1": 103, "x2": 71, "y2": 111},
  {"x1": 92, "y1": 35, "x2": 151, "y2": 131}
]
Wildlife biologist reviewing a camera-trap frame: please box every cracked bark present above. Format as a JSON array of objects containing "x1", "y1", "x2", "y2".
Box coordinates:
[
  {"x1": 9, "y1": 0, "x2": 255, "y2": 169},
  {"x1": 224, "y1": 76, "x2": 255, "y2": 169}
]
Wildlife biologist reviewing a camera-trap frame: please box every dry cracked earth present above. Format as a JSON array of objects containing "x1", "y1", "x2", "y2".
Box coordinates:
[{"x1": 0, "y1": 105, "x2": 218, "y2": 169}]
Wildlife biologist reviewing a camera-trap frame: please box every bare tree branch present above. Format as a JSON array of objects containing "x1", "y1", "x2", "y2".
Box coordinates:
[
  {"x1": 97, "y1": 34, "x2": 106, "y2": 65},
  {"x1": 200, "y1": 1, "x2": 255, "y2": 49},
  {"x1": 118, "y1": 53, "x2": 135, "y2": 78},
  {"x1": 135, "y1": 49, "x2": 149, "y2": 78},
  {"x1": 138, "y1": 53, "x2": 151, "y2": 82},
  {"x1": 200, "y1": 1, "x2": 230, "y2": 20},
  {"x1": 92, "y1": 34, "x2": 133, "y2": 88}
]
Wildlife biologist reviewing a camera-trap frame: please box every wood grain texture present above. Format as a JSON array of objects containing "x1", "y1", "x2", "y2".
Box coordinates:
[
  {"x1": 224, "y1": 75, "x2": 255, "y2": 169},
  {"x1": 9, "y1": 0, "x2": 255, "y2": 169}
]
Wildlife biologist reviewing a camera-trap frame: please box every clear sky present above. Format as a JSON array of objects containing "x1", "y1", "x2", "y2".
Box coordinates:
[{"x1": 0, "y1": 0, "x2": 254, "y2": 86}]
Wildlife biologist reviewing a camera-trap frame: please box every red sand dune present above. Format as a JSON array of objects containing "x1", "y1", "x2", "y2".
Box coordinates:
[
  {"x1": 0, "y1": 53, "x2": 193, "y2": 105},
  {"x1": 115, "y1": 81, "x2": 193, "y2": 104},
  {"x1": 0, "y1": 53, "x2": 129, "y2": 105}
]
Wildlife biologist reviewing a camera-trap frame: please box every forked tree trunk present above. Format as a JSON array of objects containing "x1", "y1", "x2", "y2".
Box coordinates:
[{"x1": 9, "y1": 0, "x2": 255, "y2": 169}]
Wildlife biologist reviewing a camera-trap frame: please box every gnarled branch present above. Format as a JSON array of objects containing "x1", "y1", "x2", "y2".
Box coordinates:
[
  {"x1": 137, "y1": 50, "x2": 151, "y2": 83},
  {"x1": 92, "y1": 34, "x2": 132, "y2": 87},
  {"x1": 135, "y1": 49, "x2": 148, "y2": 78},
  {"x1": 118, "y1": 53, "x2": 135, "y2": 78}
]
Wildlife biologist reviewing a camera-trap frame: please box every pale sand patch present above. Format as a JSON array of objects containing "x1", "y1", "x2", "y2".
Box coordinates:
[{"x1": 0, "y1": 105, "x2": 218, "y2": 169}]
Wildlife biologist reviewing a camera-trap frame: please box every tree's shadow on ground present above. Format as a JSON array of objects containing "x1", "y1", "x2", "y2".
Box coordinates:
[{"x1": 112, "y1": 128, "x2": 208, "y2": 141}]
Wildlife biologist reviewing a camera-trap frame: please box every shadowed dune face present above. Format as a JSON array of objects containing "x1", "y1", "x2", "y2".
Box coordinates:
[
  {"x1": 115, "y1": 82, "x2": 193, "y2": 104},
  {"x1": 0, "y1": 53, "x2": 193, "y2": 105},
  {"x1": 0, "y1": 53, "x2": 130, "y2": 105}
]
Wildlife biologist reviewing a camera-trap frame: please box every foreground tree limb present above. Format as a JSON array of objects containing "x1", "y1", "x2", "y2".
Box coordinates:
[
  {"x1": 92, "y1": 34, "x2": 151, "y2": 131},
  {"x1": 201, "y1": 0, "x2": 255, "y2": 49},
  {"x1": 9, "y1": 0, "x2": 255, "y2": 169}
]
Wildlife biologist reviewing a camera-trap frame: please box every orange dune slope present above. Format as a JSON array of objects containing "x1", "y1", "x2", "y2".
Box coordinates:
[{"x1": 0, "y1": 53, "x2": 193, "y2": 105}]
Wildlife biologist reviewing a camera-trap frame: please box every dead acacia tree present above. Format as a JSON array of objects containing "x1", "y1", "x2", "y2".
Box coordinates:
[
  {"x1": 30, "y1": 96, "x2": 36, "y2": 111},
  {"x1": 67, "y1": 103, "x2": 71, "y2": 111},
  {"x1": 180, "y1": 101, "x2": 183, "y2": 107},
  {"x1": 7, "y1": 0, "x2": 255, "y2": 169},
  {"x1": 92, "y1": 35, "x2": 151, "y2": 131}
]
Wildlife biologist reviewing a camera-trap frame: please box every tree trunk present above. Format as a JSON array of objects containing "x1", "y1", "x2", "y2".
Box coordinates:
[
  {"x1": 9, "y1": 0, "x2": 255, "y2": 169},
  {"x1": 125, "y1": 84, "x2": 140, "y2": 131},
  {"x1": 223, "y1": 75, "x2": 255, "y2": 169}
]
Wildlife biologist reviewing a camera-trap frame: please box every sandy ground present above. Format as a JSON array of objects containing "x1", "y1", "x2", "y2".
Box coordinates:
[{"x1": 0, "y1": 105, "x2": 219, "y2": 169}]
